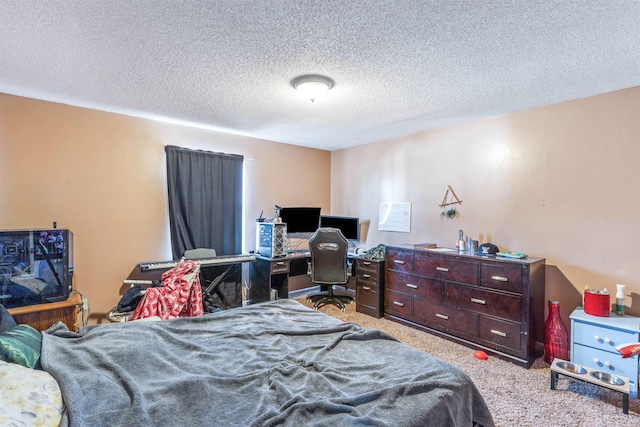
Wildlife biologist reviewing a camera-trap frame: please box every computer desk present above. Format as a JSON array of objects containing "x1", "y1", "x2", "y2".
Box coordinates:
[{"x1": 245, "y1": 252, "x2": 356, "y2": 304}]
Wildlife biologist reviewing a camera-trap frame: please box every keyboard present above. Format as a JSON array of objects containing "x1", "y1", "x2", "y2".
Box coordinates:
[{"x1": 140, "y1": 254, "x2": 256, "y2": 271}]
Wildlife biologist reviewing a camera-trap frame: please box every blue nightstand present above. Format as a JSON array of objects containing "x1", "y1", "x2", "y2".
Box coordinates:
[{"x1": 570, "y1": 307, "x2": 640, "y2": 398}]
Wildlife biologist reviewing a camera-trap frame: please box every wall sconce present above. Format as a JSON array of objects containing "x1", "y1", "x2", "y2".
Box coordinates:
[{"x1": 292, "y1": 74, "x2": 334, "y2": 103}]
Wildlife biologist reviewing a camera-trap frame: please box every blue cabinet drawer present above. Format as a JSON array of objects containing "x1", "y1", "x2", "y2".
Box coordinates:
[
  {"x1": 570, "y1": 307, "x2": 640, "y2": 399},
  {"x1": 572, "y1": 321, "x2": 638, "y2": 352},
  {"x1": 572, "y1": 343, "x2": 638, "y2": 397}
]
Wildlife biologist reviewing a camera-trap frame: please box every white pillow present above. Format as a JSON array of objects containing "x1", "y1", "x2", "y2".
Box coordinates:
[{"x1": 0, "y1": 360, "x2": 64, "y2": 426}]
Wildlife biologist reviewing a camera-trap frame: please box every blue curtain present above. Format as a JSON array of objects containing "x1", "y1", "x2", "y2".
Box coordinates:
[{"x1": 165, "y1": 145, "x2": 243, "y2": 259}]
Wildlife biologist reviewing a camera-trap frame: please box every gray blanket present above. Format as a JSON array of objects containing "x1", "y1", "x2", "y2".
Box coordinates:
[{"x1": 41, "y1": 299, "x2": 494, "y2": 427}]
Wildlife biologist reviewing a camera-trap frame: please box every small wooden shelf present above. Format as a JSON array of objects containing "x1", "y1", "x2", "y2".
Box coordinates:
[{"x1": 8, "y1": 293, "x2": 82, "y2": 331}]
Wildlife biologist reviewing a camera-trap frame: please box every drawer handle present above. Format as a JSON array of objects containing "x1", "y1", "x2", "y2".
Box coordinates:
[
  {"x1": 363, "y1": 261, "x2": 371, "y2": 266},
  {"x1": 491, "y1": 275, "x2": 508, "y2": 282},
  {"x1": 406, "y1": 283, "x2": 418, "y2": 289},
  {"x1": 471, "y1": 298, "x2": 486, "y2": 305},
  {"x1": 363, "y1": 274, "x2": 371, "y2": 278},
  {"x1": 362, "y1": 286, "x2": 371, "y2": 291},
  {"x1": 276, "y1": 261, "x2": 286, "y2": 266},
  {"x1": 435, "y1": 313, "x2": 449, "y2": 320},
  {"x1": 393, "y1": 301, "x2": 404, "y2": 307},
  {"x1": 593, "y1": 358, "x2": 600, "y2": 364},
  {"x1": 604, "y1": 361, "x2": 611, "y2": 367},
  {"x1": 394, "y1": 260, "x2": 405, "y2": 265},
  {"x1": 436, "y1": 267, "x2": 449, "y2": 272},
  {"x1": 595, "y1": 336, "x2": 615, "y2": 344},
  {"x1": 490, "y1": 329, "x2": 507, "y2": 337}
]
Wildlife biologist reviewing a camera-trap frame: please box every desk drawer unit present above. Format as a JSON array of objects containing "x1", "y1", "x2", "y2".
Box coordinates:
[
  {"x1": 385, "y1": 245, "x2": 545, "y2": 367},
  {"x1": 248, "y1": 256, "x2": 298, "y2": 304},
  {"x1": 270, "y1": 259, "x2": 290, "y2": 274},
  {"x1": 570, "y1": 307, "x2": 640, "y2": 398},
  {"x1": 355, "y1": 258, "x2": 385, "y2": 318}
]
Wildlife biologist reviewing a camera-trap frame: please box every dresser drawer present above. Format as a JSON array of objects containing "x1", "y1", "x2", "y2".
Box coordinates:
[
  {"x1": 356, "y1": 269, "x2": 380, "y2": 286},
  {"x1": 270, "y1": 259, "x2": 290, "y2": 274},
  {"x1": 357, "y1": 284, "x2": 380, "y2": 307},
  {"x1": 414, "y1": 254, "x2": 478, "y2": 285},
  {"x1": 481, "y1": 263, "x2": 522, "y2": 293},
  {"x1": 356, "y1": 284, "x2": 382, "y2": 318},
  {"x1": 386, "y1": 248, "x2": 413, "y2": 273},
  {"x1": 387, "y1": 271, "x2": 442, "y2": 302},
  {"x1": 414, "y1": 299, "x2": 478, "y2": 337},
  {"x1": 355, "y1": 259, "x2": 380, "y2": 275},
  {"x1": 356, "y1": 303, "x2": 381, "y2": 318},
  {"x1": 479, "y1": 316, "x2": 522, "y2": 352},
  {"x1": 444, "y1": 283, "x2": 521, "y2": 321},
  {"x1": 385, "y1": 290, "x2": 413, "y2": 318},
  {"x1": 572, "y1": 321, "x2": 638, "y2": 351},
  {"x1": 572, "y1": 343, "x2": 639, "y2": 382}
]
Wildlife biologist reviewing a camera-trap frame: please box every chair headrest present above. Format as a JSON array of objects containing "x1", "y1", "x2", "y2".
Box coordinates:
[
  {"x1": 184, "y1": 248, "x2": 217, "y2": 259},
  {"x1": 317, "y1": 243, "x2": 340, "y2": 250}
]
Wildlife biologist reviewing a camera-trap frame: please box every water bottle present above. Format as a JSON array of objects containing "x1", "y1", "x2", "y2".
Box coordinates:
[{"x1": 616, "y1": 284, "x2": 625, "y2": 316}]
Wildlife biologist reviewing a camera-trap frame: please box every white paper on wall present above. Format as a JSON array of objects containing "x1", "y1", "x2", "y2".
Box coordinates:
[{"x1": 378, "y1": 202, "x2": 411, "y2": 232}]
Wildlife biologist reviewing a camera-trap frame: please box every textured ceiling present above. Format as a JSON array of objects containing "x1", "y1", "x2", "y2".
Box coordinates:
[{"x1": 1, "y1": 1, "x2": 639, "y2": 151}]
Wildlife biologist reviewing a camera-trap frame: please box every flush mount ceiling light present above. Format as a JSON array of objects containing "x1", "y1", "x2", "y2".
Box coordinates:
[{"x1": 291, "y1": 74, "x2": 335, "y2": 103}]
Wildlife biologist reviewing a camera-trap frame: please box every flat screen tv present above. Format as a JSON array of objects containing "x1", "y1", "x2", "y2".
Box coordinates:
[
  {"x1": 319, "y1": 215, "x2": 360, "y2": 241},
  {"x1": 279, "y1": 207, "x2": 321, "y2": 233}
]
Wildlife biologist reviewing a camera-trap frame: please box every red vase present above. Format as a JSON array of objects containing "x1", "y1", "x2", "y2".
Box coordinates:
[{"x1": 544, "y1": 300, "x2": 569, "y2": 363}]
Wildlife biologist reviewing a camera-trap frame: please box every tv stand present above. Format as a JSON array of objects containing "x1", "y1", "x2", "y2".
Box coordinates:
[{"x1": 8, "y1": 293, "x2": 82, "y2": 331}]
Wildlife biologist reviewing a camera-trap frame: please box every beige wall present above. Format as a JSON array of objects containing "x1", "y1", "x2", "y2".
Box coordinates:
[
  {"x1": 2, "y1": 88, "x2": 638, "y2": 325},
  {"x1": 0, "y1": 94, "x2": 331, "y2": 320},
  {"x1": 331, "y1": 87, "x2": 640, "y2": 321}
]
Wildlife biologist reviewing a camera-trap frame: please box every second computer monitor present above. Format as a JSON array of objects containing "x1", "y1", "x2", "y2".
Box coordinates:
[
  {"x1": 279, "y1": 207, "x2": 321, "y2": 233},
  {"x1": 319, "y1": 215, "x2": 360, "y2": 241}
]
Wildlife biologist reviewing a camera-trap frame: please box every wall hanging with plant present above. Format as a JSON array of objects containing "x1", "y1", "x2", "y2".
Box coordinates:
[{"x1": 439, "y1": 185, "x2": 462, "y2": 220}]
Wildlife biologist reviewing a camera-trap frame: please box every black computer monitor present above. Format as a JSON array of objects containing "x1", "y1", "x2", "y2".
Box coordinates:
[
  {"x1": 319, "y1": 215, "x2": 360, "y2": 241},
  {"x1": 279, "y1": 207, "x2": 321, "y2": 233}
]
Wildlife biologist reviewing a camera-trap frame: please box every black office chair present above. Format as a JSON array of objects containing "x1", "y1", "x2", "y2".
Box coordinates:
[{"x1": 306, "y1": 227, "x2": 353, "y2": 311}]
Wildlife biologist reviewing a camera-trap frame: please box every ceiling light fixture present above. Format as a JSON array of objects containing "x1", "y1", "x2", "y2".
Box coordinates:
[{"x1": 292, "y1": 74, "x2": 334, "y2": 103}]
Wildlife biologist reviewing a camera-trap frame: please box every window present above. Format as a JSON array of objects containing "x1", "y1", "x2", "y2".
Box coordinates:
[{"x1": 165, "y1": 145, "x2": 243, "y2": 259}]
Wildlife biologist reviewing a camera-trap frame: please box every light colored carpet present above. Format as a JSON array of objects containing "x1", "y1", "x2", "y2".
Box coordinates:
[{"x1": 295, "y1": 297, "x2": 639, "y2": 427}]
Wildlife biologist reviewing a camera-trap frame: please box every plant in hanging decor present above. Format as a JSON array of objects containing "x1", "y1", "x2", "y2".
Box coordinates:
[
  {"x1": 439, "y1": 185, "x2": 462, "y2": 220},
  {"x1": 440, "y1": 207, "x2": 459, "y2": 220}
]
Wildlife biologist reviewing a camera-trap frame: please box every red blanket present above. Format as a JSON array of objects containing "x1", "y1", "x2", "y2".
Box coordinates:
[{"x1": 130, "y1": 260, "x2": 203, "y2": 320}]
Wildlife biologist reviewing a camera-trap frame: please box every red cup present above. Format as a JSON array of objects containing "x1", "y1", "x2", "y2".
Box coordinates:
[{"x1": 584, "y1": 291, "x2": 611, "y2": 317}]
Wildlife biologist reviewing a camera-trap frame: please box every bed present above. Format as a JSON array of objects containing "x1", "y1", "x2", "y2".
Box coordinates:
[{"x1": 2, "y1": 299, "x2": 494, "y2": 427}]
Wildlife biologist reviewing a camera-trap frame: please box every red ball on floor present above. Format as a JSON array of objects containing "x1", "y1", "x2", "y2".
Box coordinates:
[{"x1": 474, "y1": 350, "x2": 488, "y2": 360}]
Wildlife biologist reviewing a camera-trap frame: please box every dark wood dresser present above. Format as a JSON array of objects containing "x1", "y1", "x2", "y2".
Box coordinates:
[
  {"x1": 355, "y1": 258, "x2": 385, "y2": 318},
  {"x1": 384, "y1": 245, "x2": 545, "y2": 367}
]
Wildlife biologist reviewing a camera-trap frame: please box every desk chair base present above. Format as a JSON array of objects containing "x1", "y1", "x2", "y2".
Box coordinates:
[{"x1": 308, "y1": 288, "x2": 353, "y2": 312}]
